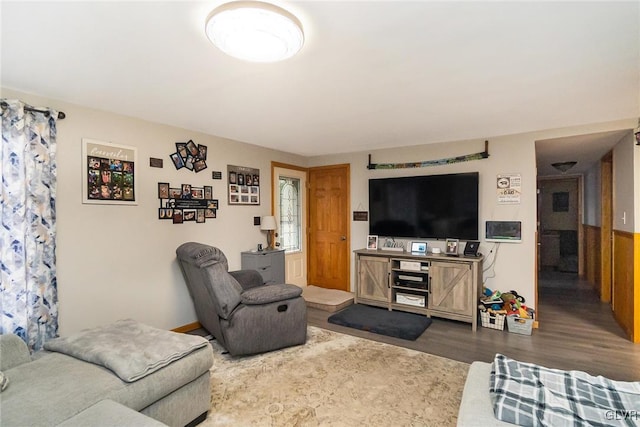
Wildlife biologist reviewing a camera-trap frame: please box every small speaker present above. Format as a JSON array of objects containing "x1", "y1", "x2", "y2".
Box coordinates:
[{"x1": 464, "y1": 241, "x2": 480, "y2": 257}]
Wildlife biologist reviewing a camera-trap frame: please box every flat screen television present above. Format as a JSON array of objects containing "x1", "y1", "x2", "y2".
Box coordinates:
[{"x1": 369, "y1": 172, "x2": 479, "y2": 241}]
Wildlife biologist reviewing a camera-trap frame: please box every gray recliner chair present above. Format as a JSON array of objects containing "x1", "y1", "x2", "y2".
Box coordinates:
[{"x1": 176, "y1": 242, "x2": 307, "y2": 356}]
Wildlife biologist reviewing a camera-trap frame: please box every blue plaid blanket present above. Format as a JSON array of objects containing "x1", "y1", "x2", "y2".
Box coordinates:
[{"x1": 490, "y1": 354, "x2": 640, "y2": 426}]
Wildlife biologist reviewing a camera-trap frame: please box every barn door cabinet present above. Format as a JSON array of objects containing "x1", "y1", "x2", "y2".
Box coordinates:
[
  {"x1": 354, "y1": 249, "x2": 483, "y2": 331},
  {"x1": 355, "y1": 255, "x2": 390, "y2": 308}
]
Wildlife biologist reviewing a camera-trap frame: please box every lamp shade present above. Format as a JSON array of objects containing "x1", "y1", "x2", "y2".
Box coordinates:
[
  {"x1": 205, "y1": 1, "x2": 304, "y2": 63},
  {"x1": 260, "y1": 215, "x2": 277, "y2": 231}
]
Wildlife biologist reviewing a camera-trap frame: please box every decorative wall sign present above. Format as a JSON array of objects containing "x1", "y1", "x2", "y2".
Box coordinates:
[
  {"x1": 496, "y1": 173, "x2": 521, "y2": 204},
  {"x1": 228, "y1": 165, "x2": 260, "y2": 205},
  {"x1": 212, "y1": 171, "x2": 222, "y2": 180},
  {"x1": 149, "y1": 157, "x2": 163, "y2": 168},
  {"x1": 170, "y1": 140, "x2": 207, "y2": 173},
  {"x1": 353, "y1": 211, "x2": 368, "y2": 221},
  {"x1": 82, "y1": 138, "x2": 137, "y2": 205},
  {"x1": 367, "y1": 141, "x2": 489, "y2": 170},
  {"x1": 158, "y1": 182, "x2": 218, "y2": 224}
]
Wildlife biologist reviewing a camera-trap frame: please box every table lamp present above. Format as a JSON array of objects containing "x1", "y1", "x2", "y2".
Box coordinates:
[{"x1": 260, "y1": 215, "x2": 277, "y2": 249}]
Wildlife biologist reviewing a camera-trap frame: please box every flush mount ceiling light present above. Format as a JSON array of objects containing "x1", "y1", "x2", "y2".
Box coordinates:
[
  {"x1": 205, "y1": 1, "x2": 304, "y2": 62},
  {"x1": 551, "y1": 161, "x2": 577, "y2": 173}
]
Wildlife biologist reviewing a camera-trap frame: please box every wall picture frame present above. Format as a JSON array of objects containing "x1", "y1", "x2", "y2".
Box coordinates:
[
  {"x1": 158, "y1": 182, "x2": 169, "y2": 199},
  {"x1": 82, "y1": 138, "x2": 138, "y2": 205},
  {"x1": 446, "y1": 238, "x2": 459, "y2": 256},
  {"x1": 552, "y1": 192, "x2": 569, "y2": 212},
  {"x1": 228, "y1": 165, "x2": 260, "y2": 205},
  {"x1": 367, "y1": 235, "x2": 378, "y2": 250}
]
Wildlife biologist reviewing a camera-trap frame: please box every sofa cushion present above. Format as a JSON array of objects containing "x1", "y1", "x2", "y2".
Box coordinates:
[
  {"x1": 0, "y1": 334, "x2": 31, "y2": 370},
  {"x1": 56, "y1": 400, "x2": 168, "y2": 427}
]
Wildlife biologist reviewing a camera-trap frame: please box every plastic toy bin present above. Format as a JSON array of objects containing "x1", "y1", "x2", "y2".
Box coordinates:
[
  {"x1": 506, "y1": 316, "x2": 534, "y2": 335},
  {"x1": 480, "y1": 311, "x2": 505, "y2": 330}
]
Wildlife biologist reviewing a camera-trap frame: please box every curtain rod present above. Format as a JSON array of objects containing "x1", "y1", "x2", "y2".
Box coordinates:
[{"x1": 0, "y1": 101, "x2": 66, "y2": 120}]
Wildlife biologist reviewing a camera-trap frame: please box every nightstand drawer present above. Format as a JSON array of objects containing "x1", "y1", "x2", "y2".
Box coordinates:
[
  {"x1": 256, "y1": 267, "x2": 272, "y2": 283},
  {"x1": 241, "y1": 249, "x2": 285, "y2": 285},
  {"x1": 250, "y1": 254, "x2": 272, "y2": 268}
]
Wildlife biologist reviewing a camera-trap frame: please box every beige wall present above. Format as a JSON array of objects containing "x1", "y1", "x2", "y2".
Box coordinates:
[
  {"x1": 309, "y1": 136, "x2": 538, "y2": 306},
  {"x1": 309, "y1": 119, "x2": 638, "y2": 309},
  {"x1": 4, "y1": 88, "x2": 637, "y2": 333},
  {"x1": 3, "y1": 88, "x2": 307, "y2": 336}
]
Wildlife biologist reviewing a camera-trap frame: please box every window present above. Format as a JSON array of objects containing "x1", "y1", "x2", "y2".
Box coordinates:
[{"x1": 279, "y1": 176, "x2": 301, "y2": 252}]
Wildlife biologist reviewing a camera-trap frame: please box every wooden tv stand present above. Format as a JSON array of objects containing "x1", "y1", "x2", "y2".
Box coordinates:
[{"x1": 354, "y1": 249, "x2": 484, "y2": 331}]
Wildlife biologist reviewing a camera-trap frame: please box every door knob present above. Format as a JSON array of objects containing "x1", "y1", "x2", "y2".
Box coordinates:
[{"x1": 340, "y1": 236, "x2": 347, "y2": 241}]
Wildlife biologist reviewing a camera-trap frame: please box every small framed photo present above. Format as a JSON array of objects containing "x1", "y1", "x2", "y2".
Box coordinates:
[
  {"x1": 183, "y1": 210, "x2": 196, "y2": 221},
  {"x1": 169, "y1": 188, "x2": 181, "y2": 199},
  {"x1": 204, "y1": 186, "x2": 213, "y2": 200},
  {"x1": 193, "y1": 159, "x2": 207, "y2": 173},
  {"x1": 181, "y1": 184, "x2": 192, "y2": 199},
  {"x1": 176, "y1": 142, "x2": 187, "y2": 159},
  {"x1": 170, "y1": 152, "x2": 184, "y2": 170},
  {"x1": 446, "y1": 238, "x2": 459, "y2": 256},
  {"x1": 173, "y1": 209, "x2": 183, "y2": 224},
  {"x1": 196, "y1": 209, "x2": 205, "y2": 223},
  {"x1": 198, "y1": 145, "x2": 207, "y2": 160},
  {"x1": 191, "y1": 187, "x2": 204, "y2": 200},
  {"x1": 184, "y1": 155, "x2": 195, "y2": 171},
  {"x1": 186, "y1": 140, "x2": 199, "y2": 157},
  {"x1": 367, "y1": 235, "x2": 378, "y2": 250},
  {"x1": 158, "y1": 182, "x2": 169, "y2": 199}
]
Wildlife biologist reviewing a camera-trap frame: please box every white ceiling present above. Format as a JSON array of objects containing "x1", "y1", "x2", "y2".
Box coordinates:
[{"x1": 2, "y1": 1, "x2": 638, "y2": 161}]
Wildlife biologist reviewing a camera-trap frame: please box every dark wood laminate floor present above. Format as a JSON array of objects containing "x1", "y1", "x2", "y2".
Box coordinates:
[{"x1": 308, "y1": 270, "x2": 640, "y2": 381}]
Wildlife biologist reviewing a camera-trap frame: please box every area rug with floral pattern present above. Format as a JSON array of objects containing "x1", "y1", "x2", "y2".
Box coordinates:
[{"x1": 201, "y1": 326, "x2": 469, "y2": 426}]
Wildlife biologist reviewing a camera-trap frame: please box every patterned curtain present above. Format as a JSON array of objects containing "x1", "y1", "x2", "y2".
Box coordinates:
[{"x1": 1, "y1": 99, "x2": 59, "y2": 351}]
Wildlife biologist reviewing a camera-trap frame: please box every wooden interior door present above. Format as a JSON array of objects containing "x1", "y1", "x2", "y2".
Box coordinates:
[{"x1": 308, "y1": 164, "x2": 350, "y2": 291}]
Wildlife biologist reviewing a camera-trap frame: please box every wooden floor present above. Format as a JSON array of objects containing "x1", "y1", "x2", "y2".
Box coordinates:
[{"x1": 308, "y1": 270, "x2": 640, "y2": 381}]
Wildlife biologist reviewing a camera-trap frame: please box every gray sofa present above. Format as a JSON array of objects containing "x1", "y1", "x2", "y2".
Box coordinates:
[
  {"x1": 457, "y1": 361, "x2": 517, "y2": 426},
  {"x1": 0, "y1": 322, "x2": 213, "y2": 427}
]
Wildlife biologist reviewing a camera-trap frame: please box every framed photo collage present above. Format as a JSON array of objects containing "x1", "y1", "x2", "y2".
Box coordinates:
[
  {"x1": 228, "y1": 165, "x2": 260, "y2": 205},
  {"x1": 82, "y1": 139, "x2": 137, "y2": 205},
  {"x1": 158, "y1": 182, "x2": 218, "y2": 224}
]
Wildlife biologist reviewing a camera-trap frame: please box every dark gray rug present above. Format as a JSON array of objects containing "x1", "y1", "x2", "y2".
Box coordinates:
[{"x1": 327, "y1": 304, "x2": 432, "y2": 340}]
